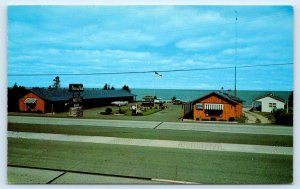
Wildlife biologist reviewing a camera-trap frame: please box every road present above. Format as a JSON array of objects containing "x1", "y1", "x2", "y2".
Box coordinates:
[
  {"x1": 8, "y1": 131, "x2": 292, "y2": 155},
  {"x1": 8, "y1": 116, "x2": 293, "y2": 136},
  {"x1": 8, "y1": 116, "x2": 293, "y2": 184}
]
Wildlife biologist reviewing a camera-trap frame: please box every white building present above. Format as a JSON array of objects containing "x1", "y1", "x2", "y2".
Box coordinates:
[{"x1": 254, "y1": 94, "x2": 285, "y2": 112}]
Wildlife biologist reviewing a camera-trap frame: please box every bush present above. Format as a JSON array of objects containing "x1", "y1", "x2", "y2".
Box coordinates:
[
  {"x1": 229, "y1": 117, "x2": 235, "y2": 122},
  {"x1": 210, "y1": 117, "x2": 217, "y2": 121},
  {"x1": 101, "y1": 107, "x2": 113, "y2": 115},
  {"x1": 255, "y1": 118, "x2": 261, "y2": 124},
  {"x1": 118, "y1": 109, "x2": 126, "y2": 114},
  {"x1": 272, "y1": 109, "x2": 293, "y2": 125},
  {"x1": 202, "y1": 118, "x2": 209, "y2": 121},
  {"x1": 105, "y1": 107, "x2": 112, "y2": 114},
  {"x1": 237, "y1": 114, "x2": 248, "y2": 123}
]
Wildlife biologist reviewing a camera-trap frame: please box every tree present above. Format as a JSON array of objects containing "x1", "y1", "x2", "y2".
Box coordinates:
[
  {"x1": 52, "y1": 76, "x2": 60, "y2": 89},
  {"x1": 272, "y1": 109, "x2": 293, "y2": 126},
  {"x1": 288, "y1": 91, "x2": 293, "y2": 108},
  {"x1": 122, "y1": 85, "x2": 131, "y2": 93},
  {"x1": 8, "y1": 83, "x2": 29, "y2": 112},
  {"x1": 103, "y1": 83, "x2": 116, "y2": 90},
  {"x1": 171, "y1": 96, "x2": 177, "y2": 102},
  {"x1": 103, "y1": 83, "x2": 110, "y2": 90}
]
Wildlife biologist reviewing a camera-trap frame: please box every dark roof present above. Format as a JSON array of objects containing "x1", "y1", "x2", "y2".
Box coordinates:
[
  {"x1": 31, "y1": 88, "x2": 136, "y2": 102},
  {"x1": 254, "y1": 93, "x2": 285, "y2": 102},
  {"x1": 193, "y1": 91, "x2": 243, "y2": 105}
]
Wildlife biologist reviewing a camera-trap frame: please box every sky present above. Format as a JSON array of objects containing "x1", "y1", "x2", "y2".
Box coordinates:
[{"x1": 8, "y1": 6, "x2": 293, "y2": 90}]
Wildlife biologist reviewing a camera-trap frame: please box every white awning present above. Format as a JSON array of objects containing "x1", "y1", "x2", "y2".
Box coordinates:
[
  {"x1": 204, "y1": 103, "x2": 223, "y2": 110},
  {"x1": 24, "y1": 98, "x2": 37, "y2": 104}
]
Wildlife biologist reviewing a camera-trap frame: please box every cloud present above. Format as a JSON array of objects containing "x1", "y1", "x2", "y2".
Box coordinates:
[{"x1": 8, "y1": 6, "x2": 293, "y2": 90}]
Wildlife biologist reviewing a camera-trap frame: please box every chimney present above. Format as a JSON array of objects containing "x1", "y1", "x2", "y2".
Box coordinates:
[{"x1": 221, "y1": 87, "x2": 224, "y2": 94}]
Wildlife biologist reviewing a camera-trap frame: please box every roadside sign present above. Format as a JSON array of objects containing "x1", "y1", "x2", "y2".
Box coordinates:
[{"x1": 196, "y1": 103, "x2": 204, "y2": 110}]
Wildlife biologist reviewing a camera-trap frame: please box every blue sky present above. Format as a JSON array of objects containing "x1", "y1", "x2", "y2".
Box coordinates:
[{"x1": 8, "y1": 6, "x2": 293, "y2": 90}]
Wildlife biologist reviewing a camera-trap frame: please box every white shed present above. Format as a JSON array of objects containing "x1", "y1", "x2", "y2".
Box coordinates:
[{"x1": 254, "y1": 94, "x2": 285, "y2": 112}]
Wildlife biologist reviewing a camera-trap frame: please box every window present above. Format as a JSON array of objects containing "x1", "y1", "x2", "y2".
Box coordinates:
[
  {"x1": 205, "y1": 110, "x2": 223, "y2": 117},
  {"x1": 269, "y1": 103, "x2": 272, "y2": 108},
  {"x1": 272, "y1": 103, "x2": 276, "y2": 108},
  {"x1": 27, "y1": 102, "x2": 36, "y2": 109}
]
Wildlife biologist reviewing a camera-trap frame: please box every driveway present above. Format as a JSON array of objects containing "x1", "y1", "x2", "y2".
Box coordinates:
[{"x1": 243, "y1": 109, "x2": 271, "y2": 124}]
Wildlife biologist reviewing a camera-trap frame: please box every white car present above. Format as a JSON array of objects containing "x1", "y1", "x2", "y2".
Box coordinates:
[{"x1": 154, "y1": 98, "x2": 165, "y2": 104}]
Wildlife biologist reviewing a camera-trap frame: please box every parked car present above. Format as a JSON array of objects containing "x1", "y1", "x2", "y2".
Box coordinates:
[
  {"x1": 154, "y1": 98, "x2": 165, "y2": 104},
  {"x1": 173, "y1": 99, "x2": 182, "y2": 105}
]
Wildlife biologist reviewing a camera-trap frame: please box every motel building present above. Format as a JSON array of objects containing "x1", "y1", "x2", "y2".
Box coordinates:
[
  {"x1": 19, "y1": 88, "x2": 136, "y2": 113},
  {"x1": 192, "y1": 92, "x2": 243, "y2": 121}
]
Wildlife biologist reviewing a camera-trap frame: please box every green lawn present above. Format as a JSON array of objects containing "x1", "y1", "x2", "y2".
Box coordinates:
[
  {"x1": 8, "y1": 123, "x2": 293, "y2": 147},
  {"x1": 8, "y1": 138, "x2": 293, "y2": 184},
  {"x1": 8, "y1": 103, "x2": 183, "y2": 122}
]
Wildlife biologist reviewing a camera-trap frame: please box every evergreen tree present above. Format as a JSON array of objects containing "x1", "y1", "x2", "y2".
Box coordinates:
[
  {"x1": 122, "y1": 85, "x2": 131, "y2": 92},
  {"x1": 52, "y1": 76, "x2": 61, "y2": 89}
]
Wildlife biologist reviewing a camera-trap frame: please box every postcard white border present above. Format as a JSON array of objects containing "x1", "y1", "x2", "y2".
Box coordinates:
[{"x1": 1, "y1": 1, "x2": 299, "y2": 189}]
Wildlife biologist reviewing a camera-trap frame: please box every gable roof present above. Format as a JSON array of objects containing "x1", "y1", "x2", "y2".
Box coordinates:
[
  {"x1": 30, "y1": 88, "x2": 136, "y2": 102},
  {"x1": 193, "y1": 91, "x2": 243, "y2": 105},
  {"x1": 254, "y1": 93, "x2": 285, "y2": 103}
]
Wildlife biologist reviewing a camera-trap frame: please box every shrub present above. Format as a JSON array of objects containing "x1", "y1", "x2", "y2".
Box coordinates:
[
  {"x1": 272, "y1": 109, "x2": 293, "y2": 126},
  {"x1": 210, "y1": 117, "x2": 217, "y2": 121},
  {"x1": 118, "y1": 109, "x2": 126, "y2": 114},
  {"x1": 229, "y1": 117, "x2": 235, "y2": 122},
  {"x1": 202, "y1": 118, "x2": 209, "y2": 121},
  {"x1": 255, "y1": 118, "x2": 261, "y2": 124},
  {"x1": 237, "y1": 114, "x2": 248, "y2": 123},
  {"x1": 105, "y1": 107, "x2": 112, "y2": 114}
]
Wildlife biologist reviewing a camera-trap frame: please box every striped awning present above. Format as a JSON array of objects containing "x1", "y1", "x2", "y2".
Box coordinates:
[
  {"x1": 205, "y1": 103, "x2": 223, "y2": 110},
  {"x1": 24, "y1": 98, "x2": 37, "y2": 104}
]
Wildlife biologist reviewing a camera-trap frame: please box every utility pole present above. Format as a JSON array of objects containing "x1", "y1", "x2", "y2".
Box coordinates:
[{"x1": 234, "y1": 10, "x2": 238, "y2": 97}]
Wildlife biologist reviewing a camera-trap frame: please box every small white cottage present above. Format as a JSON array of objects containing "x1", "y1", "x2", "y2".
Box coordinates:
[{"x1": 253, "y1": 93, "x2": 285, "y2": 112}]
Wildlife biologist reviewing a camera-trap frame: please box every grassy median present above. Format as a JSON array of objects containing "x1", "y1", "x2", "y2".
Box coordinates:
[
  {"x1": 8, "y1": 138, "x2": 293, "y2": 184},
  {"x1": 8, "y1": 123, "x2": 293, "y2": 147}
]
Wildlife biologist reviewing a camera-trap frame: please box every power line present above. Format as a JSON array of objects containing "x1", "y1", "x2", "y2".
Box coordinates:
[{"x1": 8, "y1": 62, "x2": 293, "y2": 77}]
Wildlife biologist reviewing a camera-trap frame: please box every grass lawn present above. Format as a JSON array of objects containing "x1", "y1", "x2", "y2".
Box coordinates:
[
  {"x1": 8, "y1": 138, "x2": 293, "y2": 184},
  {"x1": 8, "y1": 103, "x2": 183, "y2": 122},
  {"x1": 8, "y1": 123, "x2": 293, "y2": 147}
]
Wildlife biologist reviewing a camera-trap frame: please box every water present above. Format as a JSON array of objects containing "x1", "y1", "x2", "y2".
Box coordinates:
[{"x1": 131, "y1": 88, "x2": 292, "y2": 106}]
